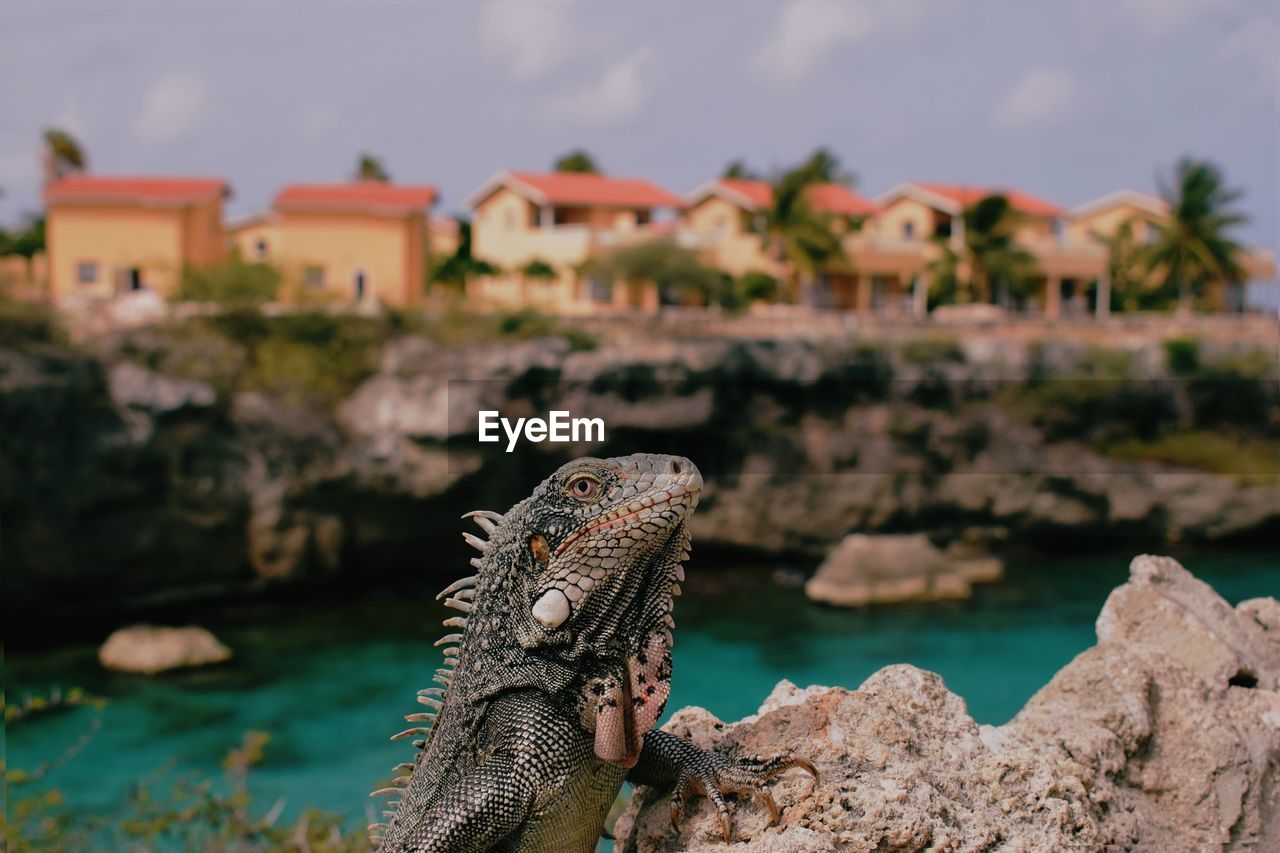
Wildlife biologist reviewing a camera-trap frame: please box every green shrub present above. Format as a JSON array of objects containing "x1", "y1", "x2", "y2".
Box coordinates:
[
  {"x1": 5, "y1": 694, "x2": 368, "y2": 852},
  {"x1": 901, "y1": 337, "x2": 965, "y2": 366},
  {"x1": 1186, "y1": 348, "x2": 1279, "y2": 432},
  {"x1": 492, "y1": 309, "x2": 596, "y2": 351},
  {"x1": 1103, "y1": 431, "x2": 1280, "y2": 486},
  {"x1": 738, "y1": 271, "x2": 780, "y2": 304},
  {"x1": 1163, "y1": 336, "x2": 1201, "y2": 375},
  {"x1": 0, "y1": 300, "x2": 64, "y2": 347},
  {"x1": 178, "y1": 255, "x2": 282, "y2": 307}
]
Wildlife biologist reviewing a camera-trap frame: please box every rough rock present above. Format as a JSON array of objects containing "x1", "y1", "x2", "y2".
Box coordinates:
[
  {"x1": 98, "y1": 625, "x2": 233, "y2": 675},
  {"x1": 805, "y1": 533, "x2": 1003, "y2": 606},
  {"x1": 107, "y1": 361, "x2": 216, "y2": 413},
  {"x1": 4, "y1": 331, "x2": 1277, "y2": 619},
  {"x1": 616, "y1": 556, "x2": 1280, "y2": 851}
]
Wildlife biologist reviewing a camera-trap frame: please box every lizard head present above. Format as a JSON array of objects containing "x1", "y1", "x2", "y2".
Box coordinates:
[{"x1": 516, "y1": 452, "x2": 701, "y2": 766}]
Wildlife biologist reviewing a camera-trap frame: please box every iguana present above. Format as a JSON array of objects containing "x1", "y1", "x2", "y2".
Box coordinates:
[{"x1": 369, "y1": 453, "x2": 815, "y2": 851}]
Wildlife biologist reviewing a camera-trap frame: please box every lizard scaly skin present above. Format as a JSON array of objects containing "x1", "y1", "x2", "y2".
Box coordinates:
[{"x1": 370, "y1": 453, "x2": 814, "y2": 851}]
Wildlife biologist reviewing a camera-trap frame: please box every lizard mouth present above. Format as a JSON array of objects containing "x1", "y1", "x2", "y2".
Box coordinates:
[{"x1": 553, "y1": 481, "x2": 701, "y2": 558}]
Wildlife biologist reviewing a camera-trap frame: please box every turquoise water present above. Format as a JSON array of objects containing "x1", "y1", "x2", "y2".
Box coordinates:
[{"x1": 6, "y1": 550, "x2": 1276, "y2": 839}]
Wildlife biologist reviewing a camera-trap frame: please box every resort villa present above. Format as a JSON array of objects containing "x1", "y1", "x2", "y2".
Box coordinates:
[
  {"x1": 464, "y1": 170, "x2": 684, "y2": 312},
  {"x1": 681, "y1": 177, "x2": 880, "y2": 280},
  {"x1": 31, "y1": 167, "x2": 1278, "y2": 317},
  {"x1": 44, "y1": 175, "x2": 229, "y2": 301},
  {"x1": 229, "y1": 182, "x2": 437, "y2": 308}
]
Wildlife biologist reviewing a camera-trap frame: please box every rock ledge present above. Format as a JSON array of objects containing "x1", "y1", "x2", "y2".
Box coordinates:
[{"x1": 616, "y1": 555, "x2": 1280, "y2": 851}]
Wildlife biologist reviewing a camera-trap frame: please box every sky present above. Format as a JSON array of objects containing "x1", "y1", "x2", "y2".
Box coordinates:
[{"x1": 2, "y1": 0, "x2": 1276, "y2": 249}]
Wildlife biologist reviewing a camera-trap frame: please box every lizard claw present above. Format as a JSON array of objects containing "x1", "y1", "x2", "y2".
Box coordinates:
[{"x1": 666, "y1": 751, "x2": 816, "y2": 842}]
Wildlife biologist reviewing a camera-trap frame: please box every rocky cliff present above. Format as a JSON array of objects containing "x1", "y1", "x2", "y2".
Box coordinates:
[
  {"x1": 2, "y1": 324, "x2": 1277, "y2": 621},
  {"x1": 615, "y1": 555, "x2": 1280, "y2": 851}
]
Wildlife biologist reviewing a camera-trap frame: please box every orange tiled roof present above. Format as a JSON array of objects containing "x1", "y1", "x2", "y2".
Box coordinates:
[
  {"x1": 804, "y1": 183, "x2": 880, "y2": 216},
  {"x1": 506, "y1": 172, "x2": 683, "y2": 209},
  {"x1": 709, "y1": 179, "x2": 878, "y2": 216},
  {"x1": 716, "y1": 179, "x2": 774, "y2": 209},
  {"x1": 45, "y1": 175, "x2": 228, "y2": 206},
  {"x1": 913, "y1": 182, "x2": 1064, "y2": 218},
  {"x1": 428, "y1": 215, "x2": 460, "y2": 235},
  {"x1": 274, "y1": 183, "x2": 437, "y2": 215}
]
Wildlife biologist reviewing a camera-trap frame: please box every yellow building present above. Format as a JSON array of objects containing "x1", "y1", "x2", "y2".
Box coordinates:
[
  {"x1": 681, "y1": 179, "x2": 881, "y2": 285},
  {"x1": 1067, "y1": 190, "x2": 1277, "y2": 313},
  {"x1": 858, "y1": 182, "x2": 1079, "y2": 316},
  {"x1": 234, "y1": 183, "x2": 437, "y2": 307},
  {"x1": 427, "y1": 216, "x2": 460, "y2": 260},
  {"x1": 464, "y1": 170, "x2": 683, "y2": 312},
  {"x1": 44, "y1": 175, "x2": 229, "y2": 301}
]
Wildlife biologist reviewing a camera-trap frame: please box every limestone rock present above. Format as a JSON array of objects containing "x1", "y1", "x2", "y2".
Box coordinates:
[
  {"x1": 108, "y1": 361, "x2": 216, "y2": 413},
  {"x1": 98, "y1": 625, "x2": 232, "y2": 675},
  {"x1": 805, "y1": 533, "x2": 1004, "y2": 606},
  {"x1": 617, "y1": 556, "x2": 1280, "y2": 851}
]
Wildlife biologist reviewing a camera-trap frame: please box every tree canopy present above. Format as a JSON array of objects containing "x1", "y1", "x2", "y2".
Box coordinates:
[
  {"x1": 928, "y1": 194, "x2": 1038, "y2": 307},
  {"x1": 521, "y1": 258, "x2": 557, "y2": 280},
  {"x1": 595, "y1": 240, "x2": 723, "y2": 304},
  {"x1": 1147, "y1": 158, "x2": 1247, "y2": 311},
  {"x1": 355, "y1": 153, "x2": 391, "y2": 183},
  {"x1": 42, "y1": 128, "x2": 87, "y2": 185},
  {"x1": 755, "y1": 149, "x2": 853, "y2": 303},
  {"x1": 722, "y1": 160, "x2": 759, "y2": 180},
  {"x1": 553, "y1": 150, "x2": 601, "y2": 174}
]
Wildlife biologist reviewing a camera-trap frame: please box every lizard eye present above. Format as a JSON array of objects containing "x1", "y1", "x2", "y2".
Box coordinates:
[{"x1": 566, "y1": 474, "x2": 601, "y2": 502}]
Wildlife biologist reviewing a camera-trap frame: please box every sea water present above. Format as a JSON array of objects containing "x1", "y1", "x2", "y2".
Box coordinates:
[{"x1": 6, "y1": 550, "x2": 1276, "y2": 841}]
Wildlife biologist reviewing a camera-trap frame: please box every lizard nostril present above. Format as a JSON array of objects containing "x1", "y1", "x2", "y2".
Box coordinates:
[{"x1": 670, "y1": 460, "x2": 683, "y2": 475}]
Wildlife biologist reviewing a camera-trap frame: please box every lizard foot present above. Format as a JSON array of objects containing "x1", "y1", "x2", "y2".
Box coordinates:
[{"x1": 668, "y1": 752, "x2": 818, "y2": 842}]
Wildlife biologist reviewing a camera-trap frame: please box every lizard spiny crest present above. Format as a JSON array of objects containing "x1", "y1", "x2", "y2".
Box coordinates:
[{"x1": 369, "y1": 454, "x2": 701, "y2": 849}]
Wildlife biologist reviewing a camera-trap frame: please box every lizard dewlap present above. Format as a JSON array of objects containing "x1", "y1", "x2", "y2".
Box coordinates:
[{"x1": 369, "y1": 453, "x2": 815, "y2": 851}]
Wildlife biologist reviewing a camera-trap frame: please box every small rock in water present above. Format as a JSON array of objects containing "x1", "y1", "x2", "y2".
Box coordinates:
[
  {"x1": 98, "y1": 625, "x2": 232, "y2": 675},
  {"x1": 805, "y1": 532, "x2": 1004, "y2": 606}
]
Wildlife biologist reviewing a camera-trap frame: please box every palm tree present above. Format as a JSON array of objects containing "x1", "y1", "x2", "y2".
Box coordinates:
[
  {"x1": 355, "y1": 153, "x2": 390, "y2": 182},
  {"x1": 721, "y1": 160, "x2": 758, "y2": 180},
  {"x1": 42, "y1": 128, "x2": 87, "y2": 185},
  {"x1": 1146, "y1": 158, "x2": 1247, "y2": 313},
  {"x1": 1094, "y1": 220, "x2": 1153, "y2": 313},
  {"x1": 553, "y1": 150, "x2": 600, "y2": 174},
  {"x1": 756, "y1": 160, "x2": 848, "y2": 305},
  {"x1": 928, "y1": 194, "x2": 1038, "y2": 307},
  {"x1": 790, "y1": 147, "x2": 856, "y2": 187}
]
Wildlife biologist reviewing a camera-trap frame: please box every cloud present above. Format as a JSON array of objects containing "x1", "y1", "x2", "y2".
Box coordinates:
[
  {"x1": 478, "y1": 0, "x2": 575, "y2": 81},
  {"x1": 132, "y1": 72, "x2": 212, "y2": 146},
  {"x1": 753, "y1": 0, "x2": 926, "y2": 86},
  {"x1": 1217, "y1": 17, "x2": 1279, "y2": 96},
  {"x1": 993, "y1": 68, "x2": 1083, "y2": 130},
  {"x1": 1075, "y1": 0, "x2": 1238, "y2": 39},
  {"x1": 540, "y1": 49, "x2": 654, "y2": 126}
]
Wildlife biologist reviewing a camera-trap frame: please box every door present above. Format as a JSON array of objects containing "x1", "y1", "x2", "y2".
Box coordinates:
[
  {"x1": 353, "y1": 270, "x2": 367, "y2": 301},
  {"x1": 117, "y1": 267, "x2": 142, "y2": 293}
]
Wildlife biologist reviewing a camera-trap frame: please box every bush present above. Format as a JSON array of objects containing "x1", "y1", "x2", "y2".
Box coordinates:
[
  {"x1": 4, "y1": 692, "x2": 368, "y2": 851},
  {"x1": 0, "y1": 300, "x2": 63, "y2": 347},
  {"x1": 1103, "y1": 431, "x2": 1280, "y2": 486},
  {"x1": 901, "y1": 337, "x2": 965, "y2": 366},
  {"x1": 738, "y1": 271, "x2": 780, "y2": 304},
  {"x1": 1186, "y1": 349, "x2": 1279, "y2": 432},
  {"x1": 494, "y1": 309, "x2": 597, "y2": 351},
  {"x1": 178, "y1": 255, "x2": 281, "y2": 307},
  {"x1": 1016, "y1": 350, "x2": 1179, "y2": 443},
  {"x1": 1163, "y1": 336, "x2": 1201, "y2": 376}
]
